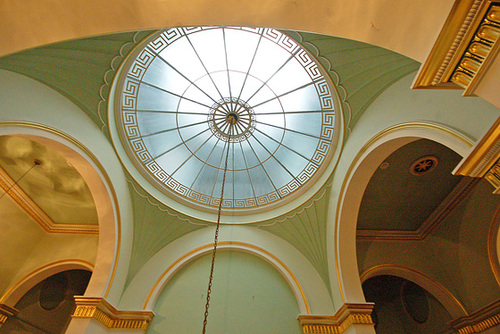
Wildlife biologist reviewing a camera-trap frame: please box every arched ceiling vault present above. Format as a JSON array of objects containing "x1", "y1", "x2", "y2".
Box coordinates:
[{"x1": 0, "y1": 28, "x2": 417, "y2": 289}]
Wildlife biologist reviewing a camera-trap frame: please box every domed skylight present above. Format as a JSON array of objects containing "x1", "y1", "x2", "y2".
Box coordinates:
[{"x1": 116, "y1": 27, "x2": 338, "y2": 214}]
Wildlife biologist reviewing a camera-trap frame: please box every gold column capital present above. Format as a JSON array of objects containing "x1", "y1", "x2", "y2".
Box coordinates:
[
  {"x1": 449, "y1": 299, "x2": 500, "y2": 333},
  {"x1": 298, "y1": 303, "x2": 374, "y2": 334},
  {"x1": 0, "y1": 304, "x2": 18, "y2": 324},
  {"x1": 454, "y1": 115, "x2": 500, "y2": 194},
  {"x1": 72, "y1": 297, "x2": 154, "y2": 330}
]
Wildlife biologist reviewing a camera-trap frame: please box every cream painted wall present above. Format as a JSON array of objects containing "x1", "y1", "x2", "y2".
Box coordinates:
[
  {"x1": 0, "y1": 0, "x2": 454, "y2": 62},
  {"x1": 0, "y1": 196, "x2": 45, "y2": 295}
]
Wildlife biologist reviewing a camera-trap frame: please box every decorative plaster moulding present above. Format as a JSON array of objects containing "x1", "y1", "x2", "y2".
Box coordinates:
[
  {"x1": 450, "y1": 299, "x2": 500, "y2": 333},
  {"x1": 412, "y1": 0, "x2": 500, "y2": 96},
  {"x1": 72, "y1": 297, "x2": 154, "y2": 330},
  {"x1": 298, "y1": 303, "x2": 374, "y2": 334}
]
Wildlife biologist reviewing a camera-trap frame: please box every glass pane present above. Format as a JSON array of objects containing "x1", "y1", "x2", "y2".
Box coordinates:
[
  {"x1": 226, "y1": 28, "x2": 261, "y2": 73},
  {"x1": 233, "y1": 170, "x2": 255, "y2": 199},
  {"x1": 188, "y1": 29, "x2": 226, "y2": 74},
  {"x1": 172, "y1": 154, "x2": 204, "y2": 186},
  {"x1": 281, "y1": 131, "x2": 318, "y2": 161},
  {"x1": 266, "y1": 58, "x2": 311, "y2": 96},
  {"x1": 137, "y1": 82, "x2": 180, "y2": 111},
  {"x1": 159, "y1": 38, "x2": 207, "y2": 83},
  {"x1": 284, "y1": 112, "x2": 322, "y2": 137},
  {"x1": 155, "y1": 144, "x2": 192, "y2": 175},
  {"x1": 141, "y1": 130, "x2": 182, "y2": 159},
  {"x1": 143, "y1": 57, "x2": 191, "y2": 96},
  {"x1": 262, "y1": 158, "x2": 292, "y2": 189},
  {"x1": 137, "y1": 111, "x2": 178, "y2": 137}
]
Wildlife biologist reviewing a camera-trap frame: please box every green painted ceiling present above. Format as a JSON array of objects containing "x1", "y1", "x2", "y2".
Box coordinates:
[{"x1": 0, "y1": 28, "x2": 420, "y2": 287}]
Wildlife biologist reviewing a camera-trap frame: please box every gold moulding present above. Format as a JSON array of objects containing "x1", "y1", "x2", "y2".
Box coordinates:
[
  {"x1": 450, "y1": 299, "x2": 500, "y2": 333},
  {"x1": 298, "y1": 303, "x2": 374, "y2": 334},
  {"x1": 72, "y1": 297, "x2": 154, "y2": 330}
]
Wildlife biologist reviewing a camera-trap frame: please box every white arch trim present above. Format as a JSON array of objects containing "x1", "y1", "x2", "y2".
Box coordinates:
[
  {"x1": 0, "y1": 259, "x2": 94, "y2": 307},
  {"x1": 143, "y1": 241, "x2": 310, "y2": 314},
  {"x1": 0, "y1": 122, "x2": 120, "y2": 300},
  {"x1": 334, "y1": 121, "x2": 474, "y2": 304},
  {"x1": 360, "y1": 264, "x2": 468, "y2": 319}
]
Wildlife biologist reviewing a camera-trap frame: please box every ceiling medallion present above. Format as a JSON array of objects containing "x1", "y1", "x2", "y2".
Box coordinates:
[
  {"x1": 410, "y1": 156, "x2": 438, "y2": 176},
  {"x1": 116, "y1": 26, "x2": 338, "y2": 214}
]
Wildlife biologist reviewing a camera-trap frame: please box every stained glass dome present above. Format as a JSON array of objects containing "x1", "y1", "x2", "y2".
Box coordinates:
[{"x1": 116, "y1": 27, "x2": 339, "y2": 215}]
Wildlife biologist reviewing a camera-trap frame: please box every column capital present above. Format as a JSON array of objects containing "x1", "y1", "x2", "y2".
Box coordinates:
[
  {"x1": 298, "y1": 303, "x2": 375, "y2": 334},
  {"x1": 71, "y1": 296, "x2": 154, "y2": 331}
]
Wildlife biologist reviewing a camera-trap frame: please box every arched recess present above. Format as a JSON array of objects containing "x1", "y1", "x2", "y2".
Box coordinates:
[
  {"x1": 360, "y1": 264, "x2": 467, "y2": 319},
  {"x1": 0, "y1": 260, "x2": 93, "y2": 307},
  {"x1": 144, "y1": 242, "x2": 309, "y2": 314},
  {"x1": 0, "y1": 123, "x2": 120, "y2": 302},
  {"x1": 120, "y1": 225, "x2": 333, "y2": 315},
  {"x1": 335, "y1": 122, "x2": 473, "y2": 305},
  {"x1": 488, "y1": 205, "x2": 500, "y2": 286}
]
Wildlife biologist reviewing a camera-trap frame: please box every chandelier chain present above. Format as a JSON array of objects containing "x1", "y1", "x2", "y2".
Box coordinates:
[{"x1": 202, "y1": 124, "x2": 233, "y2": 334}]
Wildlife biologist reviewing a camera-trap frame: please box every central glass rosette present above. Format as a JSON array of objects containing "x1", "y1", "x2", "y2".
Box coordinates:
[{"x1": 117, "y1": 26, "x2": 338, "y2": 214}]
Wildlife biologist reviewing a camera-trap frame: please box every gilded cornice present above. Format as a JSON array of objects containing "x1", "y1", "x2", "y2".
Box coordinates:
[
  {"x1": 0, "y1": 165, "x2": 99, "y2": 234},
  {"x1": 0, "y1": 304, "x2": 17, "y2": 324},
  {"x1": 413, "y1": 0, "x2": 500, "y2": 94},
  {"x1": 357, "y1": 176, "x2": 479, "y2": 240},
  {"x1": 298, "y1": 303, "x2": 374, "y2": 334},
  {"x1": 450, "y1": 299, "x2": 500, "y2": 333},
  {"x1": 455, "y1": 116, "x2": 500, "y2": 193},
  {"x1": 72, "y1": 297, "x2": 154, "y2": 330}
]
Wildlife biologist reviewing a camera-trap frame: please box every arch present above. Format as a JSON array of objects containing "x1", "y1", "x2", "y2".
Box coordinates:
[
  {"x1": 143, "y1": 242, "x2": 310, "y2": 314},
  {"x1": 335, "y1": 122, "x2": 473, "y2": 304},
  {"x1": 0, "y1": 123, "x2": 120, "y2": 300},
  {"x1": 360, "y1": 264, "x2": 467, "y2": 319},
  {"x1": 488, "y1": 204, "x2": 500, "y2": 286},
  {"x1": 0, "y1": 259, "x2": 93, "y2": 307}
]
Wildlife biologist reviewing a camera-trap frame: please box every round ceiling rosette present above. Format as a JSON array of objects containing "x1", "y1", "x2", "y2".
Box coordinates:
[{"x1": 116, "y1": 26, "x2": 339, "y2": 215}]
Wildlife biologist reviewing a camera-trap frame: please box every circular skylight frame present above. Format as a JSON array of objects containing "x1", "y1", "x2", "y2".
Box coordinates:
[{"x1": 115, "y1": 26, "x2": 340, "y2": 216}]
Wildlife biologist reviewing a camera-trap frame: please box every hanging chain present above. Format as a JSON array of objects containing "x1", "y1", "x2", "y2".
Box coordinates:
[{"x1": 202, "y1": 124, "x2": 233, "y2": 334}]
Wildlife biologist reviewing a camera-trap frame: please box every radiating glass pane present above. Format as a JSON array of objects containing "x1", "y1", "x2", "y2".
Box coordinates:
[
  {"x1": 265, "y1": 58, "x2": 311, "y2": 96},
  {"x1": 273, "y1": 145, "x2": 309, "y2": 176},
  {"x1": 191, "y1": 165, "x2": 217, "y2": 194},
  {"x1": 137, "y1": 111, "x2": 178, "y2": 137},
  {"x1": 281, "y1": 131, "x2": 318, "y2": 161},
  {"x1": 277, "y1": 84, "x2": 321, "y2": 111},
  {"x1": 249, "y1": 38, "x2": 290, "y2": 82},
  {"x1": 189, "y1": 29, "x2": 226, "y2": 74},
  {"x1": 141, "y1": 130, "x2": 182, "y2": 159},
  {"x1": 159, "y1": 38, "x2": 207, "y2": 82},
  {"x1": 262, "y1": 158, "x2": 292, "y2": 189},
  {"x1": 155, "y1": 144, "x2": 192, "y2": 175},
  {"x1": 284, "y1": 112, "x2": 322, "y2": 137},
  {"x1": 137, "y1": 83, "x2": 180, "y2": 111},
  {"x1": 225, "y1": 28, "x2": 261, "y2": 73},
  {"x1": 172, "y1": 154, "x2": 204, "y2": 186},
  {"x1": 233, "y1": 170, "x2": 255, "y2": 199},
  {"x1": 143, "y1": 57, "x2": 191, "y2": 96},
  {"x1": 247, "y1": 165, "x2": 276, "y2": 197}
]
